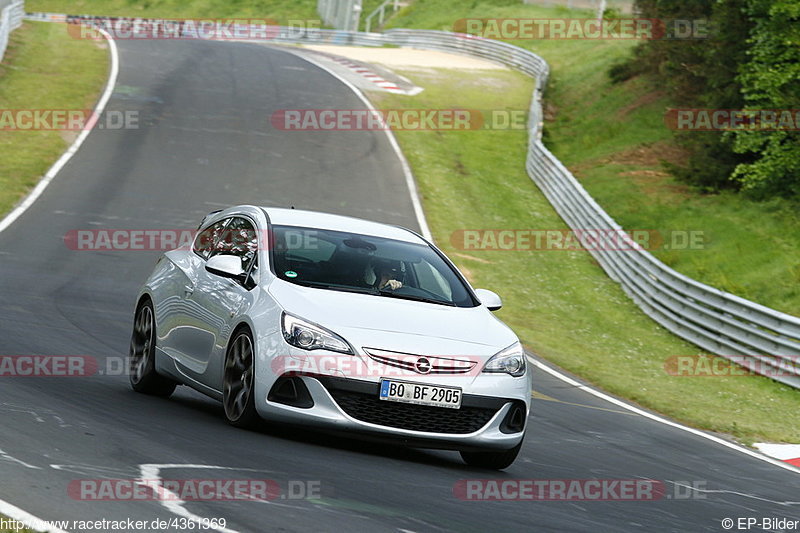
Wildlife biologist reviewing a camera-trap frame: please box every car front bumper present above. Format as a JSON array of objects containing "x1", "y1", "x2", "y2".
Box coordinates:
[{"x1": 255, "y1": 374, "x2": 529, "y2": 452}]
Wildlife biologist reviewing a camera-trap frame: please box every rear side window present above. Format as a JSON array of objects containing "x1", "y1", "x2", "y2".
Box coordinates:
[
  {"x1": 213, "y1": 217, "x2": 258, "y2": 272},
  {"x1": 193, "y1": 218, "x2": 228, "y2": 260}
]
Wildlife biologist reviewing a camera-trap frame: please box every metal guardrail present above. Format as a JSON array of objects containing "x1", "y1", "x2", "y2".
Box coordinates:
[
  {"x1": 22, "y1": 14, "x2": 800, "y2": 387},
  {"x1": 0, "y1": 0, "x2": 24, "y2": 62},
  {"x1": 266, "y1": 26, "x2": 800, "y2": 387}
]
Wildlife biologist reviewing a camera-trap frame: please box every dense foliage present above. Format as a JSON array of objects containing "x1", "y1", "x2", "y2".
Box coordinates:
[{"x1": 614, "y1": 0, "x2": 800, "y2": 199}]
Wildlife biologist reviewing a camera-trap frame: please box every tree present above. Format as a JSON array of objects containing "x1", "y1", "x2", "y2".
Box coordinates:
[{"x1": 729, "y1": 0, "x2": 800, "y2": 198}]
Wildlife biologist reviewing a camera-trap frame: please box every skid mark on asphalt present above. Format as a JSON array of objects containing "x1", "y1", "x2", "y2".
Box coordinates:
[
  {"x1": 668, "y1": 480, "x2": 800, "y2": 508},
  {"x1": 0, "y1": 403, "x2": 71, "y2": 427},
  {"x1": 51, "y1": 463, "x2": 138, "y2": 478}
]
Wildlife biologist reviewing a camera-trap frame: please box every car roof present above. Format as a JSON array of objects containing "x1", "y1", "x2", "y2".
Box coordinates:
[{"x1": 261, "y1": 207, "x2": 427, "y2": 244}]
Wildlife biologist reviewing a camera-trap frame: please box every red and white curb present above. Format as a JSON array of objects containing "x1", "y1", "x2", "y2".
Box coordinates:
[
  {"x1": 754, "y1": 443, "x2": 800, "y2": 468},
  {"x1": 308, "y1": 50, "x2": 422, "y2": 95}
]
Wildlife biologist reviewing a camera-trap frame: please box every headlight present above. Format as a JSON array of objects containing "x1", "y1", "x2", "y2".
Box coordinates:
[
  {"x1": 281, "y1": 313, "x2": 352, "y2": 354},
  {"x1": 483, "y1": 342, "x2": 526, "y2": 377}
]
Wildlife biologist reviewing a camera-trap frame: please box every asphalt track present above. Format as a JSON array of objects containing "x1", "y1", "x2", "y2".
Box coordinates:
[{"x1": 0, "y1": 38, "x2": 798, "y2": 533}]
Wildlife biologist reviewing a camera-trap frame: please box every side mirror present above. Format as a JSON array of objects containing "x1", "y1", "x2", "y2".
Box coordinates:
[
  {"x1": 206, "y1": 254, "x2": 245, "y2": 281},
  {"x1": 474, "y1": 288, "x2": 502, "y2": 311}
]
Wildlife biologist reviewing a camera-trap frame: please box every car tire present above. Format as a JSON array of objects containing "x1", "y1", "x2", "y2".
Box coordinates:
[
  {"x1": 129, "y1": 299, "x2": 177, "y2": 397},
  {"x1": 223, "y1": 328, "x2": 260, "y2": 429},
  {"x1": 460, "y1": 439, "x2": 523, "y2": 470}
]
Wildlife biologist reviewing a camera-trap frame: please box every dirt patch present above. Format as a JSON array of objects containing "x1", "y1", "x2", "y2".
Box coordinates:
[
  {"x1": 451, "y1": 252, "x2": 494, "y2": 264},
  {"x1": 60, "y1": 129, "x2": 79, "y2": 145},
  {"x1": 299, "y1": 45, "x2": 507, "y2": 70},
  {"x1": 616, "y1": 89, "x2": 666, "y2": 119},
  {"x1": 543, "y1": 101, "x2": 558, "y2": 122},
  {"x1": 571, "y1": 141, "x2": 691, "y2": 197},
  {"x1": 607, "y1": 141, "x2": 688, "y2": 168}
]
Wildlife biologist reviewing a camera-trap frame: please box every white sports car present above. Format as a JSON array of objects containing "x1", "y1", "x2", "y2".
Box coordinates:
[{"x1": 130, "y1": 205, "x2": 531, "y2": 468}]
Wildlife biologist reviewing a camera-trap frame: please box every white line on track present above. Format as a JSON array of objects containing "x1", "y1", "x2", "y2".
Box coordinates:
[
  {"x1": 138, "y1": 463, "x2": 288, "y2": 533},
  {"x1": 0, "y1": 26, "x2": 120, "y2": 235},
  {"x1": 0, "y1": 448, "x2": 41, "y2": 470}
]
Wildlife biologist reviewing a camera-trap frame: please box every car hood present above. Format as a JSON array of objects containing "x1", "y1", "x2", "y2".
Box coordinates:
[{"x1": 267, "y1": 279, "x2": 517, "y2": 355}]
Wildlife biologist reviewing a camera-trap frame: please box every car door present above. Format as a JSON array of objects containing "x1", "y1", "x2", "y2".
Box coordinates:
[
  {"x1": 158, "y1": 217, "x2": 229, "y2": 366},
  {"x1": 178, "y1": 216, "x2": 260, "y2": 390}
]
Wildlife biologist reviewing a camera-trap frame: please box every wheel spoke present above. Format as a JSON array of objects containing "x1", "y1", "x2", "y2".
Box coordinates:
[
  {"x1": 130, "y1": 306, "x2": 154, "y2": 383},
  {"x1": 224, "y1": 333, "x2": 254, "y2": 421}
]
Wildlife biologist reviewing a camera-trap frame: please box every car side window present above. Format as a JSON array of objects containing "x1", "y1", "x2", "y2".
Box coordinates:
[
  {"x1": 213, "y1": 217, "x2": 258, "y2": 273},
  {"x1": 193, "y1": 218, "x2": 229, "y2": 260}
]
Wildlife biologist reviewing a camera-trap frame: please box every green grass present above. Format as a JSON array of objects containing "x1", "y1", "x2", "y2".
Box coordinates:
[
  {"x1": 368, "y1": 65, "x2": 800, "y2": 445},
  {"x1": 0, "y1": 514, "x2": 34, "y2": 533},
  {"x1": 29, "y1": 0, "x2": 391, "y2": 30},
  {"x1": 0, "y1": 21, "x2": 109, "y2": 217},
  {"x1": 386, "y1": 0, "x2": 800, "y2": 317},
  {"x1": 27, "y1": 0, "x2": 320, "y2": 24}
]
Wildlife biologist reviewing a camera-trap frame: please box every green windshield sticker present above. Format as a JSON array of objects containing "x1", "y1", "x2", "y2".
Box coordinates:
[{"x1": 285, "y1": 271, "x2": 298, "y2": 278}]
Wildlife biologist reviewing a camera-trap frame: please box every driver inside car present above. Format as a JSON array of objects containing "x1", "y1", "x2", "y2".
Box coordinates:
[{"x1": 370, "y1": 259, "x2": 404, "y2": 291}]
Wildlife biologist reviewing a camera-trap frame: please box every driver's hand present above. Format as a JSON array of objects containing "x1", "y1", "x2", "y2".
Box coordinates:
[{"x1": 382, "y1": 279, "x2": 403, "y2": 290}]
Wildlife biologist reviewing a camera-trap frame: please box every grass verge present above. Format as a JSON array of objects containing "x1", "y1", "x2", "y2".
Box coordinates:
[
  {"x1": 0, "y1": 513, "x2": 34, "y2": 533},
  {"x1": 0, "y1": 20, "x2": 108, "y2": 216},
  {"x1": 367, "y1": 65, "x2": 800, "y2": 444},
  {"x1": 27, "y1": 0, "x2": 319, "y2": 24},
  {"x1": 28, "y1": 0, "x2": 389, "y2": 30},
  {"x1": 386, "y1": 0, "x2": 800, "y2": 316}
]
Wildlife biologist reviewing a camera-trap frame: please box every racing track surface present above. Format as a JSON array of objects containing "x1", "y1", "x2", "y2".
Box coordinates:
[{"x1": 0, "y1": 38, "x2": 798, "y2": 532}]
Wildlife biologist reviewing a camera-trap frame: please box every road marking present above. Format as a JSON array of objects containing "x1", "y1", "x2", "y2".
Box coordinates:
[
  {"x1": 0, "y1": 499, "x2": 68, "y2": 533},
  {"x1": 0, "y1": 26, "x2": 119, "y2": 235},
  {"x1": 0, "y1": 449, "x2": 41, "y2": 470},
  {"x1": 754, "y1": 443, "x2": 800, "y2": 467},
  {"x1": 138, "y1": 463, "x2": 287, "y2": 533}
]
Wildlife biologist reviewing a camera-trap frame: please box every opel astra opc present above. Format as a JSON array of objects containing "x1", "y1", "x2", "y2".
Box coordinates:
[{"x1": 129, "y1": 205, "x2": 531, "y2": 468}]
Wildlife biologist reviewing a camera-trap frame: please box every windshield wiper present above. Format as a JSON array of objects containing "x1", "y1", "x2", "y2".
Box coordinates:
[
  {"x1": 377, "y1": 290, "x2": 456, "y2": 306},
  {"x1": 292, "y1": 280, "x2": 375, "y2": 296}
]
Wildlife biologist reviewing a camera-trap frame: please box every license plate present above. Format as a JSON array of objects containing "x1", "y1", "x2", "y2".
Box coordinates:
[{"x1": 379, "y1": 379, "x2": 462, "y2": 409}]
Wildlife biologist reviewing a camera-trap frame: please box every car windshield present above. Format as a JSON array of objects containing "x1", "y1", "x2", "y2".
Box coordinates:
[{"x1": 270, "y1": 225, "x2": 477, "y2": 307}]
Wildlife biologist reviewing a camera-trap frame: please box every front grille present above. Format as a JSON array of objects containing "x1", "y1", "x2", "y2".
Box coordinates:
[
  {"x1": 320, "y1": 378, "x2": 503, "y2": 434},
  {"x1": 364, "y1": 348, "x2": 478, "y2": 375}
]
